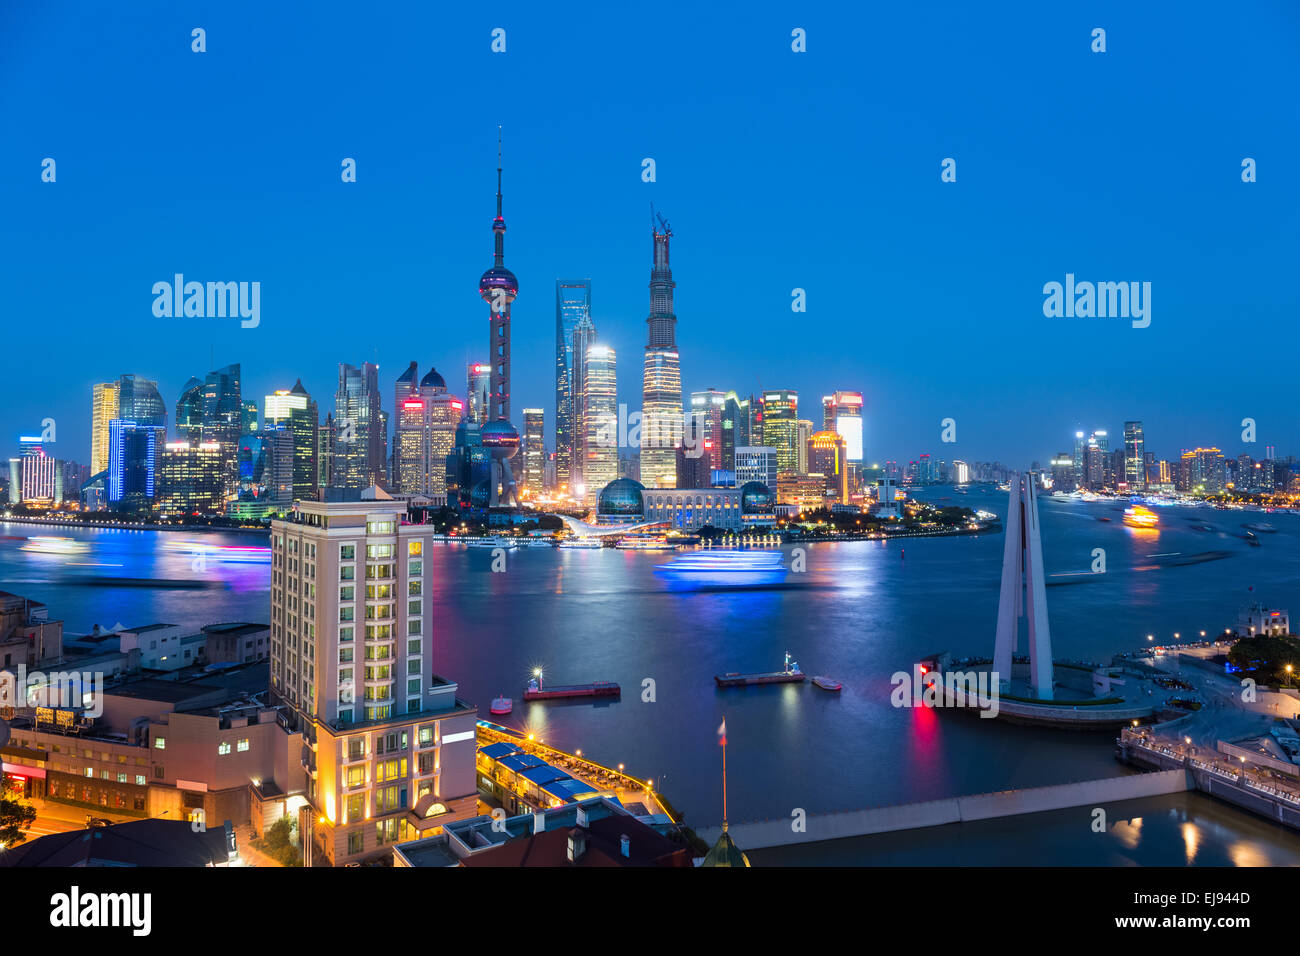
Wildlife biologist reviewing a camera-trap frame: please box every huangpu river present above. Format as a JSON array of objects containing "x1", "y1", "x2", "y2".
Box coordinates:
[{"x1": 6, "y1": 487, "x2": 1300, "y2": 863}]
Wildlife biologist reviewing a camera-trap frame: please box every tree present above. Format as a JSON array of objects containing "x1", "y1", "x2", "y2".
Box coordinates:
[{"x1": 0, "y1": 776, "x2": 37, "y2": 848}]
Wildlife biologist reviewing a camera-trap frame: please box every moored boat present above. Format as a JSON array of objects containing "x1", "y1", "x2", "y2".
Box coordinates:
[
  {"x1": 489, "y1": 696, "x2": 512, "y2": 715},
  {"x1": 811, "y1": 676, "x2": 842, "y2": 692}
]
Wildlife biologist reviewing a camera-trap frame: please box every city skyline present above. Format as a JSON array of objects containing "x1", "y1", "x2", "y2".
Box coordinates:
[{"x1": 6, "y1": 4, "x2": 1299, "y2": 468}]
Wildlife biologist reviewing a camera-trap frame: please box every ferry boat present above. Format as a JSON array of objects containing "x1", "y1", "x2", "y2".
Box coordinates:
[
  {"x1": 489, "y1": 696, "x2": 512, "y2": 715},
  {"x1": 616, "y1": 535, "x2": 676, "y2": 551},
  {"x1": 1123, "y1": 505, "x2": 1158, "y2": 529},
  {"x1": 19, "y1": 536, "x2": 89, "y2": 555},
  {"x1": 523, "y1": 537, "x2": 557, "y2": 548},
  {"x1": 558, "y1": 537, "x2": 604, "y2": 549},
  {"x1": 467, "y1": 536, "x2": 519, "y2": 549},
  {"x1": 655, "y1": 549, "x2": 787, "y2": 587}
]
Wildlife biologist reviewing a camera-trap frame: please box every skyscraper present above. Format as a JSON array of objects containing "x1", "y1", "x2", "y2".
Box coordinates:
[
  {"x1": 569, "y1": 310, "x2": 597, "y2": 489},
  {"x1": 583, "y1": 344, "x2": 618, "y2": 505},
  {"x1": 807, "y1": 430, "x2": 848, "y2": 504},
  {"x1": 265, "y1": 379, "x2": 320, "y2": 503},
  {"x1": 690, "y1": 389, "x2": 725, "y2": 471},
  {"x1": 555, "y1": 279, "x2": 592, "y2": 491},
  {"x1": 116, "y1": 374, "x2": 167, "y2": 428},
  {"x1": 395, "y1": 368, "x2": 461, "y2": 497},
  {"x1": 640, "y1": 208, "x2": 682, "y2": 489},
  {"x1": 334, "y1": 362, "x2": 384, "y2": 489},
  {"x1": 477, "y1": 131, "x2": 521, "y2": 508},
  {"x1": 762, "y1": 390, "x2": 799, "y2": 474},
  {"x1": 107, "y1": 420, "x2": 158, "y2": 509},
  {"x1": 466, "y1": 363, "x2": 491, "y2": 428},
  {"x1": 175, "y1": 378, "x2": 204, "y2": 444},
  {"x1": 1123, "y1": 421, "x2": 1145, "y2": 491},
  {"x1": 796, "y1": 420, "x2": 814, "y2": 474},
  {"x1": 522, "y1": 408, "x2": 545, "y2": 496},
  {"x1": 90, "y1": 382, "x2": 119, "y2": 477},
  {"x1": 823, "y1": 391, "x2": 864, "y2": 466},
  {"x1": 157, "y1": 441, "x2": 224, "y2": 516},
  {"x1": 200, "y1": 363, "x2": 242, "y2": 499}
]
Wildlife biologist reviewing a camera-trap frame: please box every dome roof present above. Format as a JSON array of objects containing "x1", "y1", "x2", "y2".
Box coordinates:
[
  {"x1": 419, "y1": 367, "x2": 447, "y2": 390},
  {"x1": 597, "y1": 478, "x2": 645, "y2": 517},
  {"x1": 740, "y1": 481, "x2": 774, "y2": 513},
  {"x1": 701, "y1": 828, "x2": 751, "y2": 868}
]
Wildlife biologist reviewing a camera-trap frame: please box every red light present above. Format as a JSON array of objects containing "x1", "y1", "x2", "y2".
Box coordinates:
[
  {"x1": 451, "y1": 401, "x2": 463, "y2": 410},
  {"x1": 403, "y1": 401, "x2": 422, "y2": 409},
  {"x1": 919, "y1": 664, "x2": 929, "y2": 675}
]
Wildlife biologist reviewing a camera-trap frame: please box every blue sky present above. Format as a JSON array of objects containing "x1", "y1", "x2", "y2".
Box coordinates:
[{"x1": 3, "y1": 0, "x2": 1298, "y2": 468}]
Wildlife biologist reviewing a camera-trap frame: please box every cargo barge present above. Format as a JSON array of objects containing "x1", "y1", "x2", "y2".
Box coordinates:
[
  {"x1": 523, "y1": 676, "x2": 620, "y2": 701},
  {"x1": 715, "y1": 652, "x2": 805, "y2": 687}
]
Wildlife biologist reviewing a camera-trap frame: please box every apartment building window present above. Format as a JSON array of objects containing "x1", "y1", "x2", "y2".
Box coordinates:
[
  {"x1": 346, "y1": 766, "x2": 364, "y2": 788},
  {"x1": 339, "y1": 586, "x2": 354, "y2": 602},
  {"x1": 407, "y1": 698, "x2": 421, "y2": 714},
  {"x1": 408, "y1": 659, "x2": 420, "y2": 675},
  {"x1": 340, "y1": 544, "x2": 355, "y2": 560},
  {"x1": 347, "y1": 738, "x2": 365, "y2": 760},
  {"x1": 408, "y1": 580, "x2": 422, "y2": 596},
  {"x1": 237, "y1": 738, "x2": 250, "y2": 752},
  {"x1": 418, "y1": 726, "x2": 434, "y2": 747},
  {"x1": 366, "y1": 544, "x2": 393, "y2": 559},
  {"x1": 408, "y1": 678, "x2": 420, "y2": 695},
  {"x1": 218, "y1": 742, "x2": 231, "y2": 755},
  {"x1": 375, "y1": 818, "x2": 399, "y2": 845},
  {"x1": 348, "y1": 830, "x2": 363, "y2": 855},
  {"x1": 408, "y1": 541, "x2": 422, "y2": 556},
  {"x1": 339, "y1": 708, "x2": 353, "y2": 725},
  {"x1": 407, "y1": 600, "x2": 421, "y2": 616},
  {"x1": 339, "y1": 647, "x2": 353, "y2": 664},
  {"x1": 407, "y1": 639, "x2": 421, "y2": 656},
  {"x1": 117, "y1": 772, "x2": 127, "y2": 783},
  {"x1": 408, "y1": 619, "x2": 421, "y2": 636},
  {"x1": 408, "y1": 560, "x2": 421, "y2": 577},
  {"x1": 84, "y1": 767, "x2": 93, "y2": 778},
  {"x1": 135, "y1": 775, "x2": 146, "y2": 786},
  {"x1": 347, "y1": 794, "x2": 363, "y2": 820},
  {"x1": 340, "y1": 607, "x2": 354, "y2": 622},
  {"x1": 154, "y1": 737, "x2": 165, "y2": 749},
  {"x1": 368, "y1": 520, "x2": 395, "y2": 535},
  {"x1": 339, "y1": 626, "x2": 353, "y2": 643},
  {"x1": 340, "y1": 565, "x2": 355, "y2": 581}
]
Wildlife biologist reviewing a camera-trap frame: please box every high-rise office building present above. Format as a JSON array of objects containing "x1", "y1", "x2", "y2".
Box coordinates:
[
  {"x1": 807, "y1": 431, "x2": 848, "y2": 504},
  {"x1": 582, "y1": 344, "x2": 618, "y2": 505},
  {"x1": 157, "y1": 441, "x2": 224, "y2": 516},
  {"x1": 198, "y1": 364, "x2": 242, "y2": 499},
  {"x1": 90, "y1": 382, "x2": 119, "y2": 477},
  {"x1": 690, "y1": 389, "x2": 725, "y2": 471},
  {"x1": 735, "y1": 446, "x2": 778, "y2": 490},
  {"x1": 175, "y1": 377, "x2": 204, "y2": 444},
  {"x1": 334, "y1": 362, "x2": 384, "y2": 489},
  {"x1": 762, "y1": 390, "x2": 799, "y2": 474},
  {"x1": 116, "y1": 374, "x2": 167, "y2": 429},
  {"x1": 796, "y1": 420, "x2": 814, "y2": 474},
  {"x1": 555, "y1": 279, "x2": 592, "y2": 492},
  {"x1": 1082, "y1": 430, "x2": 1109, "y2": 489},
  {"x1": 466, "y1": 363, "x2": 491, "y2": 429},
  {"x1": 394, "y1": 368, "x2": 461, "y2": 497},
  {"x1": 640, "y1": 209, "x2": 682, "y2": 489},
  {"x1": 722, "y1": 392, "x2": 750, "y2": 472},
  {"x1": 107, "y1": 420, "x2": 159, "y2": 509},
  {"x1": 269, "y1": 492, "x2": 479, "y2": 865},
  {"x1": 522, "y1": 409, "x2": 545, "y2": 496},
  {"x1": 823, "y1": 391, "x2": 864, "y2": 467},
  {"x1": 266, "y1": 380, "x2": 320, "y2": 503},
  {"x1": 569, "y1": 311, "x2": 598, "y2": 489},
  {"x1": 1123, "y1": 421, "x2": 1145, "y2": 491},
  {"x1": 18, "y1": 436, "x2": 58, "y2": 504}
]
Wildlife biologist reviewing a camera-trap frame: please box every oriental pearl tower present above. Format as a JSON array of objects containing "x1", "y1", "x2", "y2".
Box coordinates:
[{"x1": 478, "y1": 128, "x2": 520, "y2": 508}]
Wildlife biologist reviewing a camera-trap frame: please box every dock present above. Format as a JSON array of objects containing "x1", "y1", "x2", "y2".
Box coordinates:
[
  {"x1": 522, "y1": 681, "x2": 620, "y2": 701},
  {"x1": 715, "y1": 671, "x2": 806, "y2": 687}
]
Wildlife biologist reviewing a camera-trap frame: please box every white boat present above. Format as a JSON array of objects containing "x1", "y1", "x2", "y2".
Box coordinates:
[
  {"x1": 559, "y1": 537, "x2": 604, "y2": 549},
  {"x1": 524, "y1": 538, "x2": 557, "y2": 548},
  {"x1": 467, "y1": 536, "x2": 519, "y2": 549},
  {"x1": 655, "y1": 549, "x2": 786, "y2": 586},
  {"x1": 489, "y1": 696, "x2": 512, "y2": 715}
]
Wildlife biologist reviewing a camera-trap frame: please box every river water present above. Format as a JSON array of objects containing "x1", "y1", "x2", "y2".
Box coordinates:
[{"x1": 4, "y1": 488, "x2": 1300, "y2": 861}]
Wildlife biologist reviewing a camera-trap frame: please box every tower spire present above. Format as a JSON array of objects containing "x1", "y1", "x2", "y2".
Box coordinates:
[{"x1": 493, "y1": 126, "x2": 505, "y2": 267}]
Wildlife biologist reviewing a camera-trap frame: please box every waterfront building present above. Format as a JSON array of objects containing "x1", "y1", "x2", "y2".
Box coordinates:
[
  {"x1": 107, "y1": 420, "x2": 160, "y2": 510},
  {"x1": 0, "y1": 590, "x2": 63, "y2": 668},
  {"x1": 334, "y1": 362, "x2": 385, "y2": 490},
  {"x1": 761, "y1": 391, "x2": 799, "y2": 474},
  {"x1": 17, "y1": 436, "x2": 58, "y2": 505},
  {"x1": 555, "y1": 279, "x2": 592, "y2": 491},
  {"x1": 1179, "y1": 447, "x2": 1226, "y2": 494},
  {"x1": 522, "y1": 408, "x2": 544, "y2": 497},
  {"x1": 952, "y1": 459, "x2": 971, "y2": 485},
  {"x1": 269, "y1": 490, "x2": 479, "y2": 865},
  {"x1": 1050, "y1": 453, "x2": 1075, "y2": 492},
  {"x1": 1123, "y1": 421, "x2": 1145, "y2": 490},
  {"x1": 675, "y1": 444, "x2": 712, "y2": 490},
  {"x1": 1237, "y1": 603, "x2": 1291, "y2": 637},
  {"x1": 90, "y1": 382, "x2": 119, "y2": 477},
  {"x1": 263, "y1": 425, "x2": 295, "y2": 512},
  {"x1": 690, "y1": 389, "x2": 725, "y2": 471},
  {"x1": 776, "y1": 472, "x2": 829, "y2": 511},
  {"x1": 394, "y1": 368, "x2": 461, "y2": 497},
  {"x1": 157, "y1": 441, "x2": 224, "y2": 517},
  {"x1": 265, "y1": 379, "x2": 320, "y2": 503},
  {"x1": 445, "y1": 419, "x2": 491, "y2": 520},
  {"x1": 582, "y1": 344, "x2": 618, "y2": 506},
  {"x1": 466, "y1": 362, "x2": 491, "y2": 429},
  {"x1": 796, "y1": 420, "x2": 813, "y2": 474},
  {"x1": 735, "y1": 446, "x2": 778, "y2": 489},
  {"x1": 807, "y1": 430, "x2": 848, "y2": 504},
  {"x1": 640, "y1": 209, "x2": 682, "y2": 490},
  {"x1": 823, "y1": 390, "x2": 864, "y2": 464},
  {"x1": 592, "y1": 477, "x2": 772, "y2": 531}
]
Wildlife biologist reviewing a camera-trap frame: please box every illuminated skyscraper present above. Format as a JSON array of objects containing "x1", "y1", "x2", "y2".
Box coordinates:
[
  {"x1": 796, "y1": 420, "x2": 814, "y2": 474},
  {"x1": 555, "y1": 279, "x2": 592, "y2": 490},
  {"x1": 157, "y1": 441, "x2": 224, "y2": 517},
  {"x1": 90, "y1": 382, "x2": 119, "y2": 476},
  {"x1": 690, "y1": 389, "x2": 725, "y2": 471},
  {"x1": 1123, "y1": 421, "x2": 1145, "y2": 490},
  {"x1": 522, "y1": 408, "x2": 545, "y2": 496},
  {"x1": 175, "y1": 378, "x2": 204, "y2": 444},
  {"x1": 200, "y1": 363, "x2": 242, "y2": 498},
  {"x1": 583, "y1": 344, "x2": 618, "y2": 506},
  {"x1": 107, "y1": 420, "x2": 159, "y2": 510},
  {"x1": 762, "y1": 390, "x2": 799, "y2": 474},
  {"x1": 807, "y1": 431, "x2": 848, "y2": 504},
  {"x1": 640, "y1": 208, "x2": 682, "y2": 489},
  {"x1": 466, "y1": 363, "x2": 491, "y2": 428},
  {"x1": 569, "y1": 311, "x2": 597, "y2": 488},
  {"x1": 823, "y1": 391, "x2": 864, "y2": 465},
  {"x1": 334, "y1": 362, "x2": 384, "y2": 490},
  {"x1": 394, "y1": 368, "x2": 461, "y2": 497},
  {"x1": 265, "y1": 379, "x2": 320, "y2": 503},
  {"x1": 722, "y1": 392, "x2": 750, "y2": 471}
]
